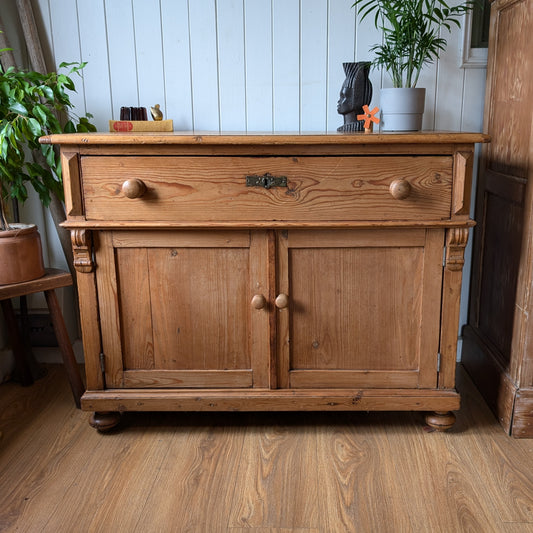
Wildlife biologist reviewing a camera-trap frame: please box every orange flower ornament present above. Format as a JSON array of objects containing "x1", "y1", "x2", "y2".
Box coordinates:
[{"x1": 357, "y1": 105, "x2": 380, "y2": 133}]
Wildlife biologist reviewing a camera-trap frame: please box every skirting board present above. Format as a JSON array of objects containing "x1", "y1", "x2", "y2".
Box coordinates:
[{"x1": 462, "y1": 325, "x2": 533, "y2": 438}]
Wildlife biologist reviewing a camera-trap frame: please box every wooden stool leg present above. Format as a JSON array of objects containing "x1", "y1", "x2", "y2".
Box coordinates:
[
  {"x1": 0, "y1": 299, "x2": 33, "y2": 386},
  {"x1": 44, "y1": 289, "x2": 85, "y2": 408}
]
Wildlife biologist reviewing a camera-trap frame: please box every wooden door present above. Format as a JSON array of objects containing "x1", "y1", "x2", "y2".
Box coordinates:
[
  {"x1": 94, "y1": 230, "x2": 271, "y2": 389},
  {"x1": 276, "y1": 229, "x2": 444, "y2": 389},
  {"x1": 462, "y1": 0, "x2": 533, "y2": 435}
]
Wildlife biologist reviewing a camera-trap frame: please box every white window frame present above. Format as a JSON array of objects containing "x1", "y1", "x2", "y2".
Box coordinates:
[{"x1": 461, "y1": 11, "x2": 489, "y2": 68}]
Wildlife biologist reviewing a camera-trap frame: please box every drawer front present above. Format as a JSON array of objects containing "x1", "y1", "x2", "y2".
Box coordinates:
[{"x1": 80, "y1": 155, "x2": 453, "y2": 222}]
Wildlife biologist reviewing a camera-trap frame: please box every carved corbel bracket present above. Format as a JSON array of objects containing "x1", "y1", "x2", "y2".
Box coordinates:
[
  {"x1": 445, "y1": 228, "x2": 469, "y2": 271},
  {"x1": 72, "y1": 229, "x2": 94, "y2": 273}
]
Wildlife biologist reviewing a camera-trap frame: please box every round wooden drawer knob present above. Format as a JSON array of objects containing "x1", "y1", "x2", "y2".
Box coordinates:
[
  {"x1": 389, "y1": 179, "x2": 411, "y2": 200},
  {"x1": 122, "y1": 179, "x2": 147, "y2": 199},
  {"x1": 251, "y1": 294, "x2": 266, "y2": 309},
  {"x1": 275, "y1": 293, "x2": 289, "y2": 309}
]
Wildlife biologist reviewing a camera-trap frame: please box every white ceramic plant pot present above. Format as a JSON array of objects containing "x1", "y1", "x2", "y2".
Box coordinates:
[{"x1": 380, "y1": 88, "x2": 426, "y2": 131}]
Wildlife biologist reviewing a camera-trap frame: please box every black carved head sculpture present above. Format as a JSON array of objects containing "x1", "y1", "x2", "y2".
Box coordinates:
[{"x1": 337, "y1": 62, "x2": 372, "y2": 133}]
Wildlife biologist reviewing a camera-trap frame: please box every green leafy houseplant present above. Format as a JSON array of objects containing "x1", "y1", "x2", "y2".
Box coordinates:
[
  {"x1": 0, "y1": 59, "x2": 96, "y2": 231},
  {"x1": 352, "y1": 0, "x2": 475, "y2": 87}
]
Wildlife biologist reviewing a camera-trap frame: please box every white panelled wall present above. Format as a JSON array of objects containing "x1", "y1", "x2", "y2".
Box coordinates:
[
  {"x1": 6, "y1": 0, "x2": 487, "y2": 359},
  {"x1": 31, "y1": 0, "x2": 486, "y2": 133}
]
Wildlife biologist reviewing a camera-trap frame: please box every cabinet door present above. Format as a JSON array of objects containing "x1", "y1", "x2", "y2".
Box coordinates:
[
  {"x1": 276, "y1": 229, "x2": 444, "y2": 389},
  {"x1": 95, "y1": 230, "x2": 271, "y2": 389}
]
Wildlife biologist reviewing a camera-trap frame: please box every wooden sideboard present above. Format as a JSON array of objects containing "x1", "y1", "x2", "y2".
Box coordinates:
[{"x1": 41, "y1": 132, "x2": 488, "y2": 431}]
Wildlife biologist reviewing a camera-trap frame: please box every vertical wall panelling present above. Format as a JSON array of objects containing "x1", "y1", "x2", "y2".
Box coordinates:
[
  {"x1": 188, "y1": 0, "x2": 220, "y2": 131},
  {"x1": 353, "y1": 1, "x2": 381, "y2": 112},
  {"x1": 272, "y1": 0, "x2": 300, "y2": 131},
  {"x1": 30, "y1": 0, "x2": 78, "y2": 276},
  {"x1": 326, "y1": 0, "x2": 356, "y2": 132},
  {"x1": 160, "y1": 0, "x2": 193, "y2": 130},
  {"x1": 43, "y1": 209, "x2": 66, "y2": 269},
  {"x1": 244, "y1": 0, "x2": 273, "y2": 132},
  {"x1": 300, "y1": 0, "x2": 328, "y2": 132},
  {"x1": 33, "y1": 0, "x2": 486, "y2": 138},
  {"x1": 417, "y1": 59, "x2": 439, "y2": 131},
  {"x1": 132, "y1": 0, "x2": 166, "y2": 119},
  {"x1": 76, "y1": 1, "x2": 112, "y2": 132},
  {"x1": 458, "y1": 67, "x2": 486, "y2": 349},
  {"x1": 434, "y1": 1, "x2": 466, "y2": 131},
  {"x1": 216, "y1": 0, "x2": 246, "y2": 131},
  {"x1": 47, "y1": 0, "x2": 85, "y2": 115},
  {"x1": 461, "y1": 68, "x2": 487, "y2": 132},
  {"x1": 32, "y1": 0, "x2": 68, "y2": 276},
  {"x1": 104, "y1": 0, "x2": 140, "y2": 118},
  {"x1": 12, "y1": 1, "x2": 69, "y2": 285}
]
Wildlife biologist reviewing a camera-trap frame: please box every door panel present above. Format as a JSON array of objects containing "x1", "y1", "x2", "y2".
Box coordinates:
[
  {"x1": 146, "y1": 247, "x2": 250, "y2": 371},
  {"x1": 277, "y1": 229, "x2": 444, "y2": 389},
  {"x1": 96, "y1": 230, "x2": 270, "y2": 388},
  {"x1": 289, "y1": 246, "x2": 422, "y2": 370}
]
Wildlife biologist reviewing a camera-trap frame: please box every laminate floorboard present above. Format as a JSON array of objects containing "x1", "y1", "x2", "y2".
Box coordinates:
[
  {"x1": 228, "y1": 415, "x2": 319, "y2": 529},
  {"x1": 316, "y1": 412, "x2": 412, "y2": 532},
  {"x1": 1, "y1": 364, "x2": 532, "y2": 532},
  {"x1": 134, "y1": 415, "x2": 247, "y2": 532}
]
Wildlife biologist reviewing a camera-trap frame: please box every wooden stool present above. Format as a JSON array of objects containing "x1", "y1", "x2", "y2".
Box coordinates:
[{"x1": 0, "y1": 268, "x2": 84, "y2": 408}]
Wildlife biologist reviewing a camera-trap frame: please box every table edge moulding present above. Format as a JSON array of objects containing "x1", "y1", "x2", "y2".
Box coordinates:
[{"x1": 41, "y1": 131, "x2": 489, "y2": 432}]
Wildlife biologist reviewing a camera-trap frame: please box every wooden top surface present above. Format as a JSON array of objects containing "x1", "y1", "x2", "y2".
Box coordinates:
[
  {"x1": 40, "y1": 131, "x2": 490, "y2": 146},
  {"x1": 0, "y1": 268, "x2": 72, "y2": 299}
]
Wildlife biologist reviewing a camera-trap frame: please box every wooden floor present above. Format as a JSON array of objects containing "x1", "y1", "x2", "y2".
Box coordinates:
[{"x1": 1, "y1": 365, "x2": 533, "y2": 533}]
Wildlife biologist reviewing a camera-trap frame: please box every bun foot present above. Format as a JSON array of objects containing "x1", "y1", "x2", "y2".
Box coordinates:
[
  {"x1": 425, "y1": 411, "x2": 456, "y2": 432},
  {"x1": 89, "y1": 411, "x2": 121, "y2": 432}
]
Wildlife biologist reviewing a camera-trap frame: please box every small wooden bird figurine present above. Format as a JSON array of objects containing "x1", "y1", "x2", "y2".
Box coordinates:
[{"x1": 150, "y1": 104, "x2": 163, "y2": 121}]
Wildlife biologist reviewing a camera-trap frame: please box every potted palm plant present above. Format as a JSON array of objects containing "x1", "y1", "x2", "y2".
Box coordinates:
[
  {"x1": 0, "y1": 56, "x2": 95, "y2": 284},
  {"x1": 352, "y1": 0, "x2": 475, "y2": 131}
]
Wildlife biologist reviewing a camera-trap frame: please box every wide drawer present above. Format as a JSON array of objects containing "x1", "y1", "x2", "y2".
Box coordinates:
[{"x1": 80, "y1": 155, "x2": 453, "y2": 222}]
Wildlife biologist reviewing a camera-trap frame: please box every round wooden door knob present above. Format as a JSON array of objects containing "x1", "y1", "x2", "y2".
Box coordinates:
[
  {"x1": 251, "y1": 294, "x2": 266, "y2": 309},
  {"x1": 275, "y1": 293, "x2": 289, "y2": 309},
  {"x1": 122, "y1": 178, "x2": 147, "y2": 199},
  {"x1": 389, "y1": 179, "x2": 411, "y2": 200}
]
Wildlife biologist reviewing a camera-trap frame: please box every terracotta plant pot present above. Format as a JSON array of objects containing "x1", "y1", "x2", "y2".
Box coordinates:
[{"x1": 0, "y1": 223, "x2": 46, "y2": 285}]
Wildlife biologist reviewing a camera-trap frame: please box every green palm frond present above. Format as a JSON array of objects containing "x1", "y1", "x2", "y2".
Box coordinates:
[{"x1": 352, "y1": 0, "x2": 476, "y2": 87}]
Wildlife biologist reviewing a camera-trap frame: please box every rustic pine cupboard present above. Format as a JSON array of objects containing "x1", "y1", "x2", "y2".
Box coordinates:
[{"x1": 41, "y1": 132, "x2": 488, "y2": 431}]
